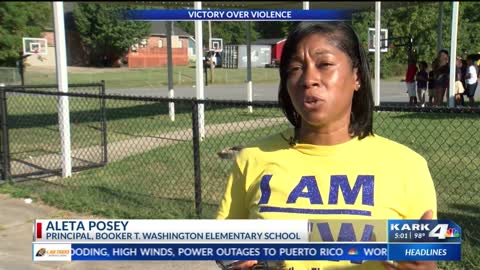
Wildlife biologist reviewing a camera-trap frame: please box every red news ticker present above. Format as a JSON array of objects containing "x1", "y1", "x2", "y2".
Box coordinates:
[{"x1": 36, "y1": 222, "x2": 42, "y2": 239}]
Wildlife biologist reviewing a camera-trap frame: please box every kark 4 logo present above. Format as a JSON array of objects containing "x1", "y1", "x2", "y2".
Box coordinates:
[{"x1": 428, "y1": 224, "x2": 460, "y2": 240}]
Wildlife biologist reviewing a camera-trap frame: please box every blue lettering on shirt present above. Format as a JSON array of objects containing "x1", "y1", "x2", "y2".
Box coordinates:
[{"x1": 258, "y1": 174, "x2": 374, "y2": 216}]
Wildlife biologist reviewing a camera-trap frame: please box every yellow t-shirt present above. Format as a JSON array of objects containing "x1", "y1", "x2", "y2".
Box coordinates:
[{"x1": 216, "y1": 128, "x2": 437, "y2": 270}]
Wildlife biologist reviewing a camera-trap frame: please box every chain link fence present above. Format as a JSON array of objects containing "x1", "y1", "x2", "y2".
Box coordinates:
[
  {"x1": 0, "y1": 86, "x2": 478, "y2": 268},
  {"x1": 0, "y1": 67, "x2": 21, "y2": 85}
]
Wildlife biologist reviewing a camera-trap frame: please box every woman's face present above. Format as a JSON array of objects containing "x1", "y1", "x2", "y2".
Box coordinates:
[{"x1": 286, "y1": 33, "x2": 359, "y2": 130}]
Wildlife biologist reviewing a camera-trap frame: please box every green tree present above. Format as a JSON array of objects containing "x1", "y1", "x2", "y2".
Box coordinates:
[
  {"x1": 176, "y1": 21, "x2": 258, "y2": 46},
  {"x1": 215, "y1": 21, "x2": 258, "y2": 44},
  {"x1": 73, "y1": 3, "x2": 151, "y2": 66},
  {"x1": 456, "y1": 2, "x2": 480, "y2": 57},
  {"x1": 254, "y1": 21, "x2": 296, "y2": 39},
  {"x1": 0, "y1": 2, "x2": 51, "y2": 66},
  {"x1": 352, "y1": 2, "x2": 480, "y2": 79}
]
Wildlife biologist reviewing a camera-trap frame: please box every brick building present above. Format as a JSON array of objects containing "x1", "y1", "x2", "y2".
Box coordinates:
[
  {"x1": 126, "y1": 22, "x2": 191, "y2": 68},
  {"x1": 28, "y1": 3, "x2": 192, "y2": 68}
]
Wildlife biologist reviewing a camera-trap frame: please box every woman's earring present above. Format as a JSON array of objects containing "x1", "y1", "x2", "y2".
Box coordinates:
[{"x1": 355, "y1": 83, "x2": 360, "y2": 91}]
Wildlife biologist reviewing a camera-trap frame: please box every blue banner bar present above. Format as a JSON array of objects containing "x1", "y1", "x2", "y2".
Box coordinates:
[
  {"x1": 65, "y1": 243, "x2": 461, "y2": 261},
  {"x1": 123, "y1": 10, "x2": 353, "y2": 21},
  {"x1": 388, "y1": 243, "x2": 461, "y2": 261},
  {"x1": 70, "y1": 243, "x2": 385, "y2": 261}
]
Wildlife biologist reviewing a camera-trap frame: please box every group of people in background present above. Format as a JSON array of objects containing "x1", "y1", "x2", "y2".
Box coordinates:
[{"x1": 405, "y1": 49, "x2": 479, "y2": 107}]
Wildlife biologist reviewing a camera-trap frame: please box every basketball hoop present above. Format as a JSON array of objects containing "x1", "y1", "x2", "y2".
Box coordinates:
[
  {"x1": 368, "y1": 28, "x2": 388, "y2": 53},
  {"x1": 22, "y1": 37, "x2": 48, "y2": 56},
  {"x1": 209, "y1": 38, "x2": 223, "y2": 53}
]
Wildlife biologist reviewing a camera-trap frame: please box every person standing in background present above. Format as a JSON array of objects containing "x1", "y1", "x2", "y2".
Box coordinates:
[
  {"x1": 433, "y1": 50, "x2": 450, "y2": 106},
  {"x1": 465, "y1": 55, "x2": 478, "y2": 107},
  {"x1": 405, "y1": 50, "x2": 418, "y2": 106},
  {"x1": 454, "y1": 57, "x2": 465, "y2": 106},
  {"x1": 428, "y1": 61, "x2": 436, "y2": 106},
  {"x1": 416, "y1": 61, "x2": 428, "y2": 107}
]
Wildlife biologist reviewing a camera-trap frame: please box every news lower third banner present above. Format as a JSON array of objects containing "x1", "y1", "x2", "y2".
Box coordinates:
[
  {"x1": 32, "y1": 219, "x2": 461, "y2": 262},
  {"x1": 122, "y1": 10, "x2": 353, "y2": 21}
]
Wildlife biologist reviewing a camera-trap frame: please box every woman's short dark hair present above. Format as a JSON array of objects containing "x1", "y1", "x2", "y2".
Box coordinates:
[
  {"x1": 278, "y1": 22, "x2": 373, "y2": 139},
  {"x1": 439, "y1": 49, "x2": 449, "y2": 56}
]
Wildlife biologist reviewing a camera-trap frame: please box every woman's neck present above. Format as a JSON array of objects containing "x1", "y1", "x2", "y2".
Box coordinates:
[{"x1": 296, "y1": 123, "x2": 352, "y2": 146}]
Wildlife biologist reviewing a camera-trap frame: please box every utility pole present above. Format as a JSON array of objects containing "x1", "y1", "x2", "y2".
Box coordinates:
[{"x1": 208, "y1": 18, "x2": 214, "y2": 83}]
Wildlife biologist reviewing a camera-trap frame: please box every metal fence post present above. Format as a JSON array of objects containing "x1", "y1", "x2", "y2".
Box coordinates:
[
  {"x1": 191, "y1": 100, "x2": 202, "y2": 217},
  {"x1": 100, "y1": 80, "x2": 108, "y2": 165},
  {"x1": 0, "y1": 85, "x2": 11, "y2": 181}
]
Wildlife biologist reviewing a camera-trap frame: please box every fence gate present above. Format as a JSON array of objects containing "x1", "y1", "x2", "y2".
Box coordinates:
[{"x1": 0, "y1": 83, "x2": 107, "y2": 181}]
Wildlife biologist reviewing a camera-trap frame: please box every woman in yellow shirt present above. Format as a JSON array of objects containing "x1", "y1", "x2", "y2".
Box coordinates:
[{"x1": 217, "y1": 22, "x2": 437, "y2": 270}]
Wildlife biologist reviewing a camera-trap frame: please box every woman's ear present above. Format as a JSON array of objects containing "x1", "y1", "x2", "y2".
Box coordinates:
[{"x1": 353, "y1": 68, "x2": 360, "y2": 92}]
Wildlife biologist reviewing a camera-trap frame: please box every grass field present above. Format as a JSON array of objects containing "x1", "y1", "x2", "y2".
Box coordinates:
[
  {"x1": 0, "y1": 100, "x2": 479, "y2": 269},
  {"x1": 374, "y1": 111, "x2": 480, "y2": 270},
  {"x1": 0, "y1": 66, "x2": 409, "y2": 89},
  {"x1": 17, "y1": 66, "x2": 280, "y2": 89}
]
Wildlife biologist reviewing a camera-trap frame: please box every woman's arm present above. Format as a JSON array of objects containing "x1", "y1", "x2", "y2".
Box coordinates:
[{"x1": 216, "y1": 152, "x2": 250, "y2": 219}]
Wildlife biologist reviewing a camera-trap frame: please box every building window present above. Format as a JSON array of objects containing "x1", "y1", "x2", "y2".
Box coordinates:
[
  {"x1": 158, "y1": 39, "x2": 163, "y2": 48},
  {"x1": 172, "y1": 36, "x2": 182, "y2": 48}
]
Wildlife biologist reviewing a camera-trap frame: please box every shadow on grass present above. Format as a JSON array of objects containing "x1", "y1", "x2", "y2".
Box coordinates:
[
  {"x1": 438, "y1": 206, "x2": 480, "y2": 270},
  {"x1": 439, "y1": 204, "x2": 480, "y2": 247},
  {"x1": 10, "y1": 179, "x2": 216, "y2": 219},
  {"x1": 9, "y1": 102, "x2": 192, "y2": 129},
  {"x1": 16, "y1": 179, "x2": 204, "y2": 219},
  {"x1": 8, "y1": 100, "x2": 280, "y2": 130},
  {"x1": 449, "y1": 203, "x2": 480, "y2": 217}
]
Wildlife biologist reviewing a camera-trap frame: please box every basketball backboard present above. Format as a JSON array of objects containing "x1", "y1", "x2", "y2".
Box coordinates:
[
  {"x1": 368, "y1": 28, "x2": 388, "y2": 53},
  {"x1": 209, "y1": 38, "x2": 223, "y2": 52},
  {"x1": 23, "y1": 38, "x2": 48, "y2": 55}
]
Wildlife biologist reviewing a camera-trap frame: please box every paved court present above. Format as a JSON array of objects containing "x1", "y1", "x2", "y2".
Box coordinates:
[{"x1": 0, "y1": 194, "x2": 219, "y2": 270}]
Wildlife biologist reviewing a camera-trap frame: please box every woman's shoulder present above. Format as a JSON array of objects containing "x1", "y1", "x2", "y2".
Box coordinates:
[
  {"x1": 362, "y1": 134, "x2": 427, "y2": 164},
  {"x1": 235, "y1": 129, "x2": 292, "y2": 160}
]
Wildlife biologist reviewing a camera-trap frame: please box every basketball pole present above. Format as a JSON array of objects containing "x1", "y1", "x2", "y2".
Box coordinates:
[
  {"x1": 374, "y1": 2, "x2": 381, "y2": 106},
  {"x1": 194, "y1": 1, "x2": 205, "y2": 140},
  {"x1": 53, "y1": 1, "x2": 72, "y2": 178},
  {"x1": 246, "y1": 21, "x2": 253, "y2": 113},
  {"x1": 19, "y1": 52, "x2": 25, "y2": 86},
  {"x1": 303, "y1": 1, "x2": 310, "y2": 10},
  {"x1": 448, "y1": 2, "x2": 459, "y2": 108},
  {"x1": 166, "y1": 21, "x2": 175, "y2": 121}
]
